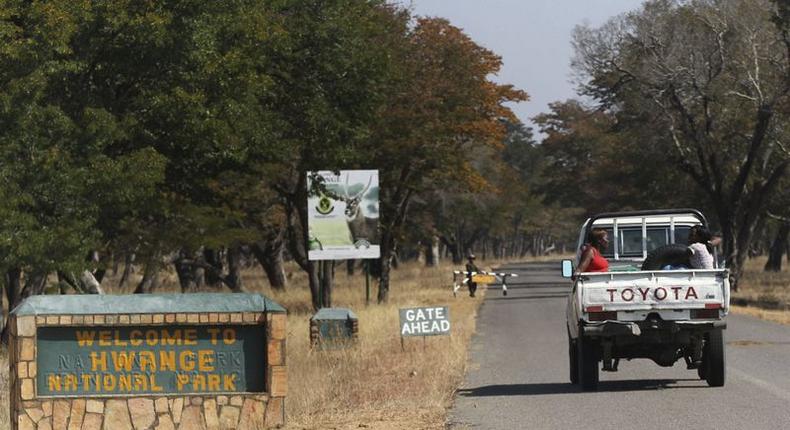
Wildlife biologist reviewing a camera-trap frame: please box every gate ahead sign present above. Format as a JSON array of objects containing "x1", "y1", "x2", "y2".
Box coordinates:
[{"x1": 399, "y1": 306, "x2": 450, "y2": 337}]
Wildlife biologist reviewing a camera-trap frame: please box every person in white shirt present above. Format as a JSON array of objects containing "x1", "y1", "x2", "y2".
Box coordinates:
[{"x1": 687, "y1": 225, "x2": 720, "y2": 269}]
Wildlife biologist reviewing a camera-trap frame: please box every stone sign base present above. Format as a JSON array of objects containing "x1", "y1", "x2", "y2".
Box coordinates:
[{"x1": 15, "y1": 394, "x2": 283, "y2": 430}]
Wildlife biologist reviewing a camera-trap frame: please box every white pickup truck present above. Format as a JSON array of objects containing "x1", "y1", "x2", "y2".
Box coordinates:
[{"x1": 563, "y1": 209, "x2": 729, "y2": 391}]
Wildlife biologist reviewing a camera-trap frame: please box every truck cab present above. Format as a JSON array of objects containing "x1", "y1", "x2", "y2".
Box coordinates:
[{"x1": 564, "y1": 209, "x2": 729, "y2": 391}]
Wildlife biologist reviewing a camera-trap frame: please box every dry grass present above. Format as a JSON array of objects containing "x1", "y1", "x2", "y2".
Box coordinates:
[
  {"x1": 730, "y1": 256, "x2": 790, "y2": 326},
  {"x1": 730, "y1": 305, "x2": 790, "y2": 325},
  {"x1": 272, "y1": 260, "x2": 496, "y2": 429},
  {"x1": 0, "y1": 348, "x2": 7, "y2": 430},
  {"x1": 734, "y1": 256, "x2": 790, "y2": 305},
  {"x1": 0, "y1": 257, "x2": 516, "y2": 430}
]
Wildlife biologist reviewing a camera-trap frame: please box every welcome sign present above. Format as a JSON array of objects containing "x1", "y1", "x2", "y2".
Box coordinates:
[{"x1": 36, "y1": 325, "x2": 265, "y2": 396}]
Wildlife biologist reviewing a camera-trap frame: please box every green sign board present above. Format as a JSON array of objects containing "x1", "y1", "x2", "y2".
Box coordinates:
[{"x1": 36, "y1": 325, "x2": 265, "y2": 397}]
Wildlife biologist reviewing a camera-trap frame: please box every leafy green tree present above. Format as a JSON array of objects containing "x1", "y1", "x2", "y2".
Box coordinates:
[
  {"x1": 259, "y1": 1, "x2": 410, "y2": 309},
  {"x1": 0, "y1": 0, "x2": 282, "y2": 303},
  {"x1": 367, "y1": 17, "x2": 527, "y2": 302}
]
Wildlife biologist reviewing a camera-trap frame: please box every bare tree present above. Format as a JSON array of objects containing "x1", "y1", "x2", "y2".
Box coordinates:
[{"x1": 572, "y1": 0, "x2": 790, "y2": 288}]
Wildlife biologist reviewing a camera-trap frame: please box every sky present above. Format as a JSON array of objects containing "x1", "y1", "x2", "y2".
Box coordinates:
[{"x1": 397, "y1": 0, "x2": 641, "y2": 134}]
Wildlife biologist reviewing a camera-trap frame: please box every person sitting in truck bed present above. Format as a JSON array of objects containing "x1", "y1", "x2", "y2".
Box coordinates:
[
  {"x1": 688, "y1": 225, "x2": 720, "y2": 269},
  {"x1": 574, "y1": 228, "x2": 609, "y2": 277}
]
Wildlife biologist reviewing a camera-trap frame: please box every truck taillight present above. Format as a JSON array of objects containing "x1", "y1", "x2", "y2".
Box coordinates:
[
  {"x1": 691, "y1": 308, "x2": 719, "y2": 319},
  {"x1": 588, "y1": 311, "x2": 617, "y2": 321},
  {"x1": 585, "y1": 305, "x2": 603, "y2": 312}
]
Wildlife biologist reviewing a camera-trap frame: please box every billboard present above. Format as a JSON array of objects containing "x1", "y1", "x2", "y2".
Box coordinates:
[{"x1": 307, "y1": 170, "x2": 380, "y2": 260}]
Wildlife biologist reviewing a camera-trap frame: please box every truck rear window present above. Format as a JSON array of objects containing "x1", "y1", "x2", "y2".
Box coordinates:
[{"x1": 601, "y1": 226, "x2": 690, "y2": 258}]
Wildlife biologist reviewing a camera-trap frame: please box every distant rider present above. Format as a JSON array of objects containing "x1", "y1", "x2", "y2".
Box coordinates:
[{"x1": 466, "y1": 254, "x2": 480, "y2": 297}]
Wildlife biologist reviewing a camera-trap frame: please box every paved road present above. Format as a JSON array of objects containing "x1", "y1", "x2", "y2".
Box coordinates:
[{"x1": 448, "y1": 261, "x2": 790, "y2": 430}]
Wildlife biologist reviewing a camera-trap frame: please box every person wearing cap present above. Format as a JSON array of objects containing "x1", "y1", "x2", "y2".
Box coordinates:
[{"x1": 465, "y1": 254, "x2": 480, "y2": 297}]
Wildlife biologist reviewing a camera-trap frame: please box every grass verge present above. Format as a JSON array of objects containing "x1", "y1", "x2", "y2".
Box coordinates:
[
  {"x1": 275, "y1": 260, "x2": 492, "y2": 429},
  {"x1": 730, "y1": 305, "x2": 790, "y2": 326},
  {"x1": 730, "y1": 256, "x2": 790, "y2": 326}
]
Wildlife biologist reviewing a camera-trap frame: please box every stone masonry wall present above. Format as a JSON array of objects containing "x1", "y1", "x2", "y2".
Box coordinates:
[{"x1": 9, "y1": 311, "x2": 287, "y2": 430}]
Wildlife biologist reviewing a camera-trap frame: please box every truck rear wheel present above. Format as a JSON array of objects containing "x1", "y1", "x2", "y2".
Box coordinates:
[
  {"x1": 577, "y1": 332, "x2": 599, "y2": 391},
  {"x1": 704, "y1": 328, "x2": 726, "y2": 387},
  {"x1": 568, "y1": 332, "x2": 579, "y2": 384}
]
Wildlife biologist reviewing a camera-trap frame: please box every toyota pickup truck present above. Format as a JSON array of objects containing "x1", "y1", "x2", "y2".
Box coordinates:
[{"x1": 563, "y1": 209, "x2": 729, "y2": 391}]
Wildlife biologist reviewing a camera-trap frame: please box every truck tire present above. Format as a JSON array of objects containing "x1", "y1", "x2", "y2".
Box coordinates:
[
  {"x1": 568, "y1": 332, "x2": 579, "y2": 384},
  {"x1": 704, "y1": 328, "x2": 726, "y2": 387},
  {"x1": 577, "y1": 332, "x2": 599, "y2": 391},
  {"x1": 641, "y1": 244, "x2": 690, "y2": 270}
]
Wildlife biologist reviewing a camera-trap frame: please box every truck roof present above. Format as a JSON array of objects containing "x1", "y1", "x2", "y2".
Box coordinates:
[
  {"x1": 587, "y1": 208, "x2": 707, "y2": 227},
  {"x1": 589, "y1": 208, "x2": 708, "y2": 225},
  {"x1": 592, "y1": 215, "x2": 702, "y2": 226}
]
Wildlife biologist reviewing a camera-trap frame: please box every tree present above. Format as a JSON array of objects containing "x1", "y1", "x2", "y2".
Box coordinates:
[
  {"x1": 0, "y1": 0, "x2": 171, "y2": 316},
  {"x1": 534, "y1": 100, "x2": 705, "y2": 215},
  {"x1": 367, "y1": 18, "x2": 527, "y2": 302},
  {"x1": 259, "y1": 1, "x2": 410, "y2": 309},
  {"x1": 572, "y1": 0, "x2": 790, "y2": 287},
  {"x1": 0, "y1": 0, "x2": 286, "y2": 303}
]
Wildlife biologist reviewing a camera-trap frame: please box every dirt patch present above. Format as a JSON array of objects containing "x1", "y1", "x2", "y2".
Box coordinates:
[{"x1": 727, "y1": 339, "x2": 790, "y2": 347}]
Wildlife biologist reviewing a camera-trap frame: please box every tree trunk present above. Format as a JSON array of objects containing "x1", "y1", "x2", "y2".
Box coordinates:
[
  {"x1": 320, "y1": 260, "x2": 333, "y2": 307},
  {"x1": 377, "y1": 233, "x2": 394, "y2": 303},
  {"x1": 346, "y1": 259, "x2": 356, "y2": 276},
  {"x1": 424, "y1": 241, "x2": 435, "y2": 267},
  {"x1": 308, "y1": 261, "x2": 321, "y2": 310},
  {"x1": 5, "y1": 267, "x2": 22, "y2": 312},
  {"x1": 203, "y1": 248, "x2": 224, "y2": 289},
  {"x1": 20, "y1": 272, "x2": 48, "y2": 300},
  {"x1": 118, "y1": 253, "x2": 135, "y2": 291},
  {"x1": 226, "y1": 245, "x2": 245, "y2": 293},
  {"x1": 1, "y1": 268, "x2": 22, "y2": 343},
  {"x1": 430, "y1": 236, "x2": 440, "y2": 266},
  {"x1": 765, "y1": 223, "x2": 790, "y2": 272},
  {"x1": 134, "y1": 254, "x2": 161, "y2": 294},
  {"x1": 175, "y1": 252, "x2": 198, "y2": 293},
  {"x1": 93, "y1": 269, "x2": 107, "y2": 284},
  {"x1": 252, "y1": 241, "x2": 287, "y2": 290},
  {"x1": 79, "y1": 270, "x2": 104, "y2": 294}
]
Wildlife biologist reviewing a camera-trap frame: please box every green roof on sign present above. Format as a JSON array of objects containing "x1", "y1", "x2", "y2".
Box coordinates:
[
  {"x1": 11, "y1": 293, "x2": 286, "y2": 316},
  {"x1": 311, "y1": 307, "x2": 357, "y2": 320}
]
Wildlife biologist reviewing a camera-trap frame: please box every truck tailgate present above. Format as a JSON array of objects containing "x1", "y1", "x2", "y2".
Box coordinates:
[{"x1": 580, "y1": 270, "x2": 729, "y2": 311}]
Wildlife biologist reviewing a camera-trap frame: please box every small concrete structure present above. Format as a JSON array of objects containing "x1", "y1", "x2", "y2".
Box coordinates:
[
  {"x1": 9, "y1": 293, "x2": 287, "y2": 430},
  {"x1": 309, "y1": 308, "x2": 358, "y2": 349}
]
